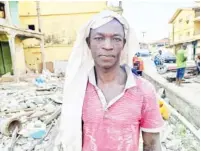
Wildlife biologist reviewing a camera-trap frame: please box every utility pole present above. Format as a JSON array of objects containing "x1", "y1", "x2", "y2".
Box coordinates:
[
  {"x1": 36, "y1": 1, "x2": 46, "y2": 71},
  {"x1": 141, "y1": 31, "x2": 146, "y2": 43}
]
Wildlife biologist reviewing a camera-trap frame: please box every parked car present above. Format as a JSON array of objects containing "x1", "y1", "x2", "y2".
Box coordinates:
[
  {"x1": 136, "y1": 49, "x2": 150, "y2": 57},
  {"x1": 162, "y1": 51, "x2": 176, "y2": 63}
]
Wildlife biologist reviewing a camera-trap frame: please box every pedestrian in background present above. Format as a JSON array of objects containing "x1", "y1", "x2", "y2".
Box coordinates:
[
  {"x1": 176, "y1": 43, "x2": 188, "y2": 86},
  {"x1": 195, "y1": 53, "x2": 200, "y2": 75},
  {"x1": 132, "y1": 52, "x2": 144, "y2": 76}
]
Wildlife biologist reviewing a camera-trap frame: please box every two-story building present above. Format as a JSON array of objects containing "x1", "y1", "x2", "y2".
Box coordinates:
[
  {"x1": 19, "y1": 1, "x2": 106, "y2": 72},
  {"x1": 168, "y1": 4, "x2": 200, "y2": 60},
  {"x1": 0, "y1": 1, "x2": 44, "y2": 77},
  {"x1": 19, "y1": 1, "x2": 123, "y2": 72}
]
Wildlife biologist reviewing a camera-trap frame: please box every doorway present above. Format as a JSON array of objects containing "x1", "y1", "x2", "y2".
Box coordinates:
[{"x1": 0, "y1": 41, "x2": 12, "y2": 76}]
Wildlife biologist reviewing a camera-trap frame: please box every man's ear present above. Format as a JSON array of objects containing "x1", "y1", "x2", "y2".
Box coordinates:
[
  {"x1": 123, "y1": 39, "x2": 126, "y2": 46},
  {"x1": 86, "y1": 37, "x2": 90, "y2": 48}
]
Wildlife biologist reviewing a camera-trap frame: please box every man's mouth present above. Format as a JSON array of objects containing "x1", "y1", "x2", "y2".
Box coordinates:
[{"x1": 99, "y1": 55, "x2": 115, "y2": 58}]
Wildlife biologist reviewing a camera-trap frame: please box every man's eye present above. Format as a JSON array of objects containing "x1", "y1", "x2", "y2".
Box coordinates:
[
  {"x1": 113, "y1": 38, "x2": 122, "y2": 42},
  {"x1": 94, "y1": 37, "x2": 104, "y2": 41}
]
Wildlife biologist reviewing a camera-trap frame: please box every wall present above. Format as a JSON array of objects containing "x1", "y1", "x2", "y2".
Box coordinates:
[
  {"x1": 19, "y1": 1, "x2": 107, "y2": 16},
  {"x1": 24, "y1": 45, "x2": 72, "y2": 70},
  {"x1": 194, "y1": 21, "x2": 200, "y2": 35},
  {"x1": 9, "y1": 1, "x2": 20, "y2": 26},
  {"x1": 143, "y1": 71, "x2": 200, "y2": 129},
  {"x1": 172, "y1": 10, "x2": 195, "y2": 43},
  {"x1": 20, "y1": 13, "x2": 98, "y2": 46},
  {"x1": 19, "y1": 1, "x2": 107, "y2": 69},
  {"x1": 15, "y1": 37, "x2": 26, "y2": 74}
]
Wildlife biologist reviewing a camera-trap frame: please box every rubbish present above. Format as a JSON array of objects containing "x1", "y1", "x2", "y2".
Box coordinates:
[
  {"x1": 158, "y1": 100, "x2": 170, "y2": 120},
  {"x1": 0, "y1": 118, "x2": 22, "y2": 136},
  {"x1": 7, "y1": 126, "x2": 19, "y2": 151},
  {"x1": 44, "y1": 107, "x2": 61, "y2": 125},
  {"x1": 34, "y1": 77, "x2": 46, "y2": 87},
  {"x1": 166, "y1": 76, "x2": 176, "y2": 82},
  {"x1": 28, "y1": 123, "x2": 54, "y2": 151},
  {"x1": 30, "y1": 130, "x2": 46, "y2": 139},
  {"x1": 157, "y1": 88, "x2": 166, "y2": 98}
]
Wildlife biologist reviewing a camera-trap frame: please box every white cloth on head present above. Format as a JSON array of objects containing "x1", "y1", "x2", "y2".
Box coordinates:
[{"x1": 53, "y1": 10, "x2": 139, "y2": 151}]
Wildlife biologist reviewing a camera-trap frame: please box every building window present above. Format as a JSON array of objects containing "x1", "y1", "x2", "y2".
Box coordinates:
[
  {"x1": 179, "y1": 19, "x2": 183, "y2": 23},
  {"x1": 186, "y1": 32, "x2": 190, "y2": 36},
  {"x1": 28, "y1": 25, "x2": 35, "y2": 30},
  {"x1": 0, "y1": 3, "x2": 5, "y2": 19}
]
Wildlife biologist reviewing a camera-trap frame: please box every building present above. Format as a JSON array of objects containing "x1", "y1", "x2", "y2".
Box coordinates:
[
  {"x1": 139, "y1": 42, "x2": 149, "y2": 49},
  {"x1": 149, "y1": 38, "x2": 170, "y2": 48},
  {"x1": 0, "y1": 1, "x2": 43, "y2": 76},
  {"x1": 19, "y1": 1, "x2": 108, "y2": 72},
  {"x1": 168, "y1": 3, "x2": 200, "y2": 60}
]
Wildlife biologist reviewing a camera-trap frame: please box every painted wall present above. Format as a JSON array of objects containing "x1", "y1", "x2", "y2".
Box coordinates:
[
  {"x1": 15, "y1": 37, "x2": 26, "y2": 74},
  {"x1": 19, "y1": 1, "x2": 107, "y2": 67},
  {"x1": 9, "y1": 1, "x2": 20, "y2": 26},
  {"x1": 24, "y1": 45, "x2": 72, "y2": 71},
  {"x1": 171, "y1": 10, "x2": 195, "y2": 43}
]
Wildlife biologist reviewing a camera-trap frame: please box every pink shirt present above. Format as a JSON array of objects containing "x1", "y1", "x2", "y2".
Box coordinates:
[{"x1": 82, "y1": 66, "x2": 164, "y2": 151}]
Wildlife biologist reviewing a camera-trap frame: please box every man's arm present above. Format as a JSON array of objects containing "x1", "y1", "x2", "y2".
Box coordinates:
[{"x1": 142, "y1": 131, "x2": 161, "y2": 151}]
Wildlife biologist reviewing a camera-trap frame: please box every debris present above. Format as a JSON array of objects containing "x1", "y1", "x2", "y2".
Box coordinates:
[
  {"x1": 0, "y1": 72, "x2": 15, "y2": 83},
  {"x1": 28, "y1": 123, "x2": 54, "y2": 151},
  {"x1": 7, "y1": 126, "x2": 19, "y2": 151},
  {"x1": 0, "y1": 118, "x2": 22, "y2": 136},
  {"x1": 44, "y1": 107, "x2": 61, "y2": 125},
  {"x1": 157, "y1": 88, "x2": 166, "y2": 98},
  {"x1": 158, "y1": 100, "x2": 170, "y2": 120},
  {"x1": 30, "y1": 130, "x2": 46, "y2": 139},
  {"x1": 0, "y1": 73, "x2": 64, "y2": 150}
]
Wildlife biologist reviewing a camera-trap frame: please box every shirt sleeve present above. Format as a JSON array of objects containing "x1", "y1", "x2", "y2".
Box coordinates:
[
  {"x1": 140, "y1": 80, "x2": 164, "y2": 133},
  {"x1": 184, "y1": 50, "x2": 188, "y2": 58}
]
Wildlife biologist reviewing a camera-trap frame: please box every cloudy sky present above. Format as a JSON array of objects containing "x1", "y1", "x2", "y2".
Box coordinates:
[{"x1": 120, "y1": 0, "x2": 196, "y2": 43}]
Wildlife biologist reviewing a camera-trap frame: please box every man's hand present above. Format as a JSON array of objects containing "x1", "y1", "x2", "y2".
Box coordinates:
[{"x1": 142, "y1": 131, "x2": 162, "y2": 151}]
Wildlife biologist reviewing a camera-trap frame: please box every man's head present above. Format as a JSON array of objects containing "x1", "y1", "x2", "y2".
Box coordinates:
[
  {"x1": 182, "y1": 43, "x2": 187, "y2": 50},
  {"x1": 86, "y1": 19, "x2": 126, "y2": 69},
  {"x1": 158, "y1": 50, "x2": 162, "y2": 55},
  {"x1": 135, "y1": 52, "x2": 140, "y2": 57}
]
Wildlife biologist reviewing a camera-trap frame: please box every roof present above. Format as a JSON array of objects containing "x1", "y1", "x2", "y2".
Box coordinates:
[
  {"x1": 168, "y1": 7, "x2": 198, "y2": 23},
  {"x1": 149, "y1": 38, "x2": 169, "y2": 44}
]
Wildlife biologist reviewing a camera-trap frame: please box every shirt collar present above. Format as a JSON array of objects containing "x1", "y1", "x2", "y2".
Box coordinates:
[{"x1": 88, "y1": 65, "x2": 136, "y2": 89}]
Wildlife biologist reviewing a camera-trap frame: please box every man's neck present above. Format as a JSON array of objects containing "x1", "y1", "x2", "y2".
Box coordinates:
[{"x1": 94, "y1": 65, "x2": 124, "y2": 85}]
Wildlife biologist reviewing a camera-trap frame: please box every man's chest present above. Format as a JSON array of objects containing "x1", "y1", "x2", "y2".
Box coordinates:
[{"x1": 82, "y1": 84, "x2": 143, "y2": 125}]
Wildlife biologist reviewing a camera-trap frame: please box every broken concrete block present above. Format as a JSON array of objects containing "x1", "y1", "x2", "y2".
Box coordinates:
[{"x1": 166, "y1": 139, "x2": 181, "y2": 150}]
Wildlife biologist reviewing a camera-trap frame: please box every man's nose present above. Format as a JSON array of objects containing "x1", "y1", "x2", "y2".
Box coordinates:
[{"x1": 103, "y1": 38, "x2": 113, "y2": 50}]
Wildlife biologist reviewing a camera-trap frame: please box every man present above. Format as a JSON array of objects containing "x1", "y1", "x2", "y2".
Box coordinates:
[
  {"x1": 176, "y1": 44, "x2": 188, "y2": 86},
  {"x1": 132, "y1": 52, "x2": 144, "y2": 76},
  {"x1": 54, "y1": 10, "x2": 164, "y2": 151},
  {"x1": 154, "y1": 50, "x2": 164, "y2": 66},
  {"x1": 195, "y1": 53, "x2": 200, "y2": 75}
]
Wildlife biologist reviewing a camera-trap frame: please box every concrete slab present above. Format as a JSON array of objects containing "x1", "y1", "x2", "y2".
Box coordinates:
[{"x1": 142, "y1": 58, "x2": 200, "y2": 129}]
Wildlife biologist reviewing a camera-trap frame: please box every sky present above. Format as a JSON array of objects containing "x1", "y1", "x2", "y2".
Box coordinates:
[{"x1": 119, "y1": 0, "x2": 196, "y2": 43}]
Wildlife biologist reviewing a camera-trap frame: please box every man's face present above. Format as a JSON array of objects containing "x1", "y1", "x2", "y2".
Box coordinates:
[{"x1": 88, "y1": 19, "x2": 125, "y2": 69}]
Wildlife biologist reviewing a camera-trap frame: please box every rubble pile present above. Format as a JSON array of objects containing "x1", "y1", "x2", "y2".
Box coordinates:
[
  {"x1": 0, "y1": 71, "x2": 199, "y2": 151},
  {"x1": 0, "y1": 73, "x2": 65, "y2": 151},
  {"x1": 161, "y1": 115, "x2": 200, "y2": 151}
]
